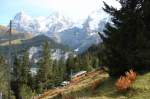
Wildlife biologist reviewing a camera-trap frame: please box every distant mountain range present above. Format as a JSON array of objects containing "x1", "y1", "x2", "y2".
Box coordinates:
[
  {"x1": 11, "y1": 9, "x2": 110, "y2": 53},
  {"x1": 0, "y1": 25, "x2": 72, "y2": 62}
]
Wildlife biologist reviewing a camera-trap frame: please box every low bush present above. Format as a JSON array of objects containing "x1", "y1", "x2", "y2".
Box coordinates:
[
  {"x1": 115, "y1": 69, "x2": 136, "y2": 92},
  {"x1": 115, "y1": 76, "x2": 131, "y2": 92},
  {"x1": 125, "y1": 69, "x2": 136, "y2": 82}
]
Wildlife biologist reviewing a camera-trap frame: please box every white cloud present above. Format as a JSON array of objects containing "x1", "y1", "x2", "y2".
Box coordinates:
[
  {"x1": 0, "y1": 0, "x2": 121, "y2": 25},
  {"x1": 25, "y1": 0, "x2": 120, "y2": 17}
]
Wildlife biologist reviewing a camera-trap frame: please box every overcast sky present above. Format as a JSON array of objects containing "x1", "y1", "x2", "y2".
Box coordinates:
[{"x1": 0, "y1": 0, "x2": 121, "y2": 25}]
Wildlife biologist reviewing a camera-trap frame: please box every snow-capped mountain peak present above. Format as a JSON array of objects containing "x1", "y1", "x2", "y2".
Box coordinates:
[
  {"x1": 12, "y1": 11, "x2": 73, "y2": 34},
  {"x1": 11, "y1": 9, "x2": 110, "y2": 53},
  {"x1": 14, "y1": 11, "x2": 31, "y2": 21},
  {"x1": 45, "y1": 12, "x2": 74, "y2": 33}
]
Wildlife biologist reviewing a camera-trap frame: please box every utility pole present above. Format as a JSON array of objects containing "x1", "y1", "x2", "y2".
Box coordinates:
[
  {"x1": 9, "y1": 20, "x2": 12, "y2": 47},
  {"x1": 8, "y1": 20, "x2": 12, "y2": 99}
]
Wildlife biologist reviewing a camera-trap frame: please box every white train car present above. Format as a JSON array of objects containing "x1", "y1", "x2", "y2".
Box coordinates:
[{"x1": 71, "y1": 71, "x2": 87, "y2": 79}]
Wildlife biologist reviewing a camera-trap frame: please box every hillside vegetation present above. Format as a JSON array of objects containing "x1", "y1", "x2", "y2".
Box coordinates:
[
  {"x1": 36, "y1": 69, "x2": 109, "y2": 99},
  {"x1": 38, "y1": 71, "x2": 150, "y2": 99},
  {"x1": 71, "y1": 73, "x2": 150, "y2": 99}
]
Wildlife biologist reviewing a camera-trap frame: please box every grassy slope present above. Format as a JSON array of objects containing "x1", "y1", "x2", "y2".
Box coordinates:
[
  {"x1": 37, "y1": 70, "x2": 109, "y2": 99},
  {"x1": 38, "y1": 71, "x2": 150, "y2": 99},
  {"x1": 69, "y1": 72, "x2": 150, "y2": 99}
]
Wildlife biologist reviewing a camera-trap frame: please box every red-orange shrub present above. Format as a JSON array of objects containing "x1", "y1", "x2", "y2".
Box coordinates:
[
  {"x1": 115, "y1": 76, "x2": 131, "y2": 92},
  {"x1": 125, "y1": 69, "x2": 136, "y2": 82},
  {"x1": 115, "y1": 69, "x2": 137, "y2": 92}
]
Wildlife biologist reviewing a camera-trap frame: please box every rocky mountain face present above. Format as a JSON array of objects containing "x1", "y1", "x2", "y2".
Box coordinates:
[{"x1": 11, "y1": 9, "x2": 110, "y2": 53}]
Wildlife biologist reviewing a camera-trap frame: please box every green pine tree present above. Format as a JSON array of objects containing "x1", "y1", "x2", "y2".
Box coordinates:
[
  {"x1": 12, "y1": 52, "x2": 32, "y2": 99},
  {"x1": 12, "y1": 55, "x2": 22, "y2": 99},
  {"x1": 66, "y1": 55, "x2": 74, "y2": 80},
  {"x1": 52, "y1": 60, "x2": 63, "y2": 86},
  {"x1": 92, "y1": 56, "x2": 99, "y2": 69},
  {"x1": 84, "y1": 53, "x2": 93, "y2": 71},
  {"x1": 36, "y1": 40, "x2": 53, "y2": 92},
  {"x1": 100, "y1": 0, "x2": 150, "y2": 76},
  {"x1": 58, "y1": 58, "x2": 66, "y2": 81},
  {"x1": 20, "y1": 51, "x2": 31, "y2": 84},
  {"x1": 0, "y1": 56, "x2": 9, "y2": 98}
]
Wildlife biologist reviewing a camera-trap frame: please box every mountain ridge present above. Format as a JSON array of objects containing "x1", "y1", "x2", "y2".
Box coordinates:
[{"x1": 11, "y1": 9, "x2": 110, "y2": 53}]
